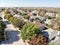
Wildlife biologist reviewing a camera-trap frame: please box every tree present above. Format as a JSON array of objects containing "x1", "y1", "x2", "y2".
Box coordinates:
[
  {"x1": 9, "y1": 17, "x2": 15, "y2": 22},
  {"x1": 23, "y1": 15, "x2": 30, "y2": 20},
  {"x1": 4, "y1": 14, "x2": 25, "y2": 29},
  {"x1": 10, "y1": 17, "x2": 25, "y2": 28},
  {"x1": 4, "y1": 9, "x2": 10, "y2": 14},
  {"x1": 0, "y1": 17, "x2": 2, "y2": 20},
  {"x1": 56, "y1": 17, "x2": 60, "y2": 26},
  {"x1": 21, "y1": 22, "x2": 40, "y2": 41},
  {"x1": 4, "y1": 14, "x2": 13, "y2": 20},
  {"x1": 28, "y1": 34, "x2": 47, "y2": 45},
  {"x1": 11, "y1": 17, "x2": 19, "y2": 27},
  {"x1": 18, "y1": 20, "x2": 25, "y2": 29},
  {"x1": 0, "y1": 20, "x2": 6, "y2": 41},
  {"x1": 35, "y1": 17, "x2": 40, "y2": 21}
]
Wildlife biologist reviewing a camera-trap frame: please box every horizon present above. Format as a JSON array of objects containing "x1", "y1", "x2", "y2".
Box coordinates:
[{"x1": 0, "y1": 0, "x2": 60, "y2": 7}]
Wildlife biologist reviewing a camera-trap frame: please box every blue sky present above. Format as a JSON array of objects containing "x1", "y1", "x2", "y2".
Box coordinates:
[{"x1": 0, "y1": 0, "x2": 60, "y2": 7}]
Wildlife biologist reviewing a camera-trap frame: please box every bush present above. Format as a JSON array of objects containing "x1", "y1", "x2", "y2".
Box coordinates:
[{"x1": 21, "y1": 22, "x2": 41, "y2": 41}]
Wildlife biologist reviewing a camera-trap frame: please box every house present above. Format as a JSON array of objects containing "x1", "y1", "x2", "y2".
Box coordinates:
[
  {"x1": 37, "y1": 16, "x2": 46, "y2": 21},
  {"x1": 50, "y1": 20, "x2": 60, "y2": 30},
  {"x1": 44, "y1": 19, "x2": 52, "y2": 25},
  {"x1": 56, "y1": 13, "x2": 60, "y2": 18},
  {"x1": 53, "y1": 23, "x2": 60, "y2": 30},
  {"x1": 1, "y1": 12, "x2": 6, "y2": 21},
  {"x1": 42, "y1": 28, "x2": 58, "y2": 41},
  {"x1": 31, "y1": 10, "x2": 38, "y2": 16},
  {"x1": 0, "y1": 9, "x2": 3, "y2": 12},
  {"x1": 35, "y1": 21, "x2": 48, "y2": 31},
  {"x1": 45, "y1": 12, "x2": 56, "y2": 17},
  {"x1": 30, "y1": 16, "x2": 36, "y2": 19},
  {"x1": 50, "y1": 31, "x2": 60, "y2": 43},
  {"x1": 14, "y1": 14, "x2": 23, "y2": 19},
  {"x1": 29, "y1": 15, "x2": 37, "y2": 22},
  {"x1": 9, "y1": 9, "x2": 15, "y2": 15},
  {"x1": 57, "y1": 31, "x2": 60, "y2": 37}
]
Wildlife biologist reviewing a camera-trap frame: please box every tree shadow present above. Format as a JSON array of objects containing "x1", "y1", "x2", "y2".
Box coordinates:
[
  {"x1": 1, "y1": 30, "x2": 20, "y2": 44},
  {"x1": 41, "y1": 31, "x2": 49, "y2": 42},
  {"x1": 3, "y1": 21, "x2": 11, "y2": 25}
]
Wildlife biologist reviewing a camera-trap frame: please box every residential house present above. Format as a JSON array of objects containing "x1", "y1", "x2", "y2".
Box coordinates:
[
  {"x1": 44, "y1": 19, "x2": 52, "y2": 25},
  {"x1": 31, "y1": 10, "x2": 38, "y2": 16},
  {"x1": 14, "y1": 14, "x2": 23, "y2": 19},
  {"x1": 53, "y1": 23, "x2": 60, "y2": 30},
  {"x1": 42, "y1": 28, "x2": 58, "y2": 41},
  {"x1": 50, "y1": 31, "x2": 60, "y2": 43},
  {"x1": 35, "y1": 21, "x2": 48, "y2": 31},
  {"x1": 57, "y1": 31, "x2": 60, "y2": 37},
  {"x1": 50, "y1": 20, "x2": 60, "y2": 30},
  {"x1": 9, "y1": 9, "x2": 15, "y2": 15},
  {"x1": 29, "y1": 15, "x2": 37, "y2": 22},
  {"x1": 45, "y1": 12, "x2": 56, "y2": 17},
  {"x1": 37, "y1": 16, "x2": 46, "y2": 21}
]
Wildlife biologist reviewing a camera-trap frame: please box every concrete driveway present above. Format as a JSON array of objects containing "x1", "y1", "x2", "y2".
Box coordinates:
[{"x1": 1, "y1": 22, "x2": 25, "y2": 45}]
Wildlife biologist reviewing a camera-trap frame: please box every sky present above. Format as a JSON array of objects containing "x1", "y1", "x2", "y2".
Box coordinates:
[{"x1": 0, "y1": 0, "x2": 60, "y2": 7}]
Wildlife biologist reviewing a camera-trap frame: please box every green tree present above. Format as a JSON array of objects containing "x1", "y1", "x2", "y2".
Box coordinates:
[
  {"x1": 23, "y1": 15, "x2": 30, "y2": 20},
  {"x1": 12, "y1": 17, "x2": 19, "y2": 27},
  {"x1": 0, "y1": 20, "x2": 6, "y2": 41},
  {"x1": 11, "y1": 17, "x2": 25, "y2": 28},
  {"x1": 21, "y1": 22, "x2": 40, "y2": 41},
  {"x1": 0, "y1": 17, "x2": 2, "y2": 20}
]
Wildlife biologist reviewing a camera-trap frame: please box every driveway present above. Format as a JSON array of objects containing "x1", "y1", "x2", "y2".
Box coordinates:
[{"x1": 1, "y1": 21, "x2": 25, "y2": 45}]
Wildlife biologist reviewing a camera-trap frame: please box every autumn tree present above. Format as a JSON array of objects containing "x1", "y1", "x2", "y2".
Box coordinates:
[
  {"x1": 28, "y1": 34, "x2": 47, "y2": 45},
  {"x1": 4, "y1": 14, "x2": 13, "y2": 20},
  {"x1": 4, "y1": 9, "x2": 10, "y2": 14}
]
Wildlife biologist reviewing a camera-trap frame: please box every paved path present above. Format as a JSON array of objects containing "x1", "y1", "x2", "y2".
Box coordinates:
[{"x1": 1, "y1": 22, "x2": 25, "y2": 45}]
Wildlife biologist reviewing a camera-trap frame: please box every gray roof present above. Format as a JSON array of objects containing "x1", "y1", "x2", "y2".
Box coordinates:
[{"x1": 43, "y1": 28, "x2": 58, "y2": 40}]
